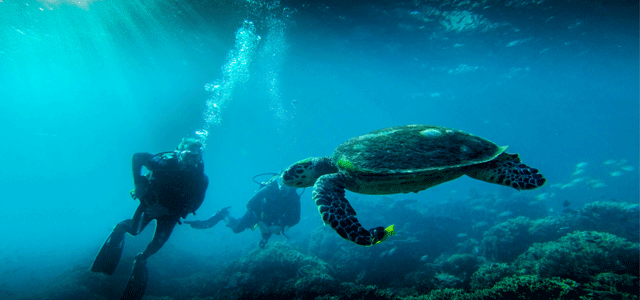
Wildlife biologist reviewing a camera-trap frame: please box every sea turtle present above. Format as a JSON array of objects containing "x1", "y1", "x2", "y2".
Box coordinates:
[{"x1": 282, "y1": 125, "x2": 546, "y2": 246}]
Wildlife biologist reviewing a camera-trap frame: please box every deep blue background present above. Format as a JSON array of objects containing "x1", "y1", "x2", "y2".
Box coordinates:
[{"x1": 0, "y1": 0, "x2": 637, "y2": 297}]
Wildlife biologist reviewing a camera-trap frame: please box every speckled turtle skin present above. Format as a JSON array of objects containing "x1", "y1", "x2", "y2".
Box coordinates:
[{"x1": 282, "y1": 125, "x2": 546, "y2": 246}]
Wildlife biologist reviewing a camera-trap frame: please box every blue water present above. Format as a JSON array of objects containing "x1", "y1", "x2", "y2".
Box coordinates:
[{"x1": 0, "y1": 0, "x2": 638, "y2": 299}]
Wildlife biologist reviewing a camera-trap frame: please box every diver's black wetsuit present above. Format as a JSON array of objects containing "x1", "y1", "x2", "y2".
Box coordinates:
[
  {"x1": 113, "y1": 151, "x2": 208, "y2": 260},
  {"x1": 91, "y1": 140, "x2": 208, "y2": 300},
  {"x1": 186, "y1": 176, "x2": 300, "y2": 247},
  {"x1": 230, "y1": 177, "x2": 300, "y2": 233}
]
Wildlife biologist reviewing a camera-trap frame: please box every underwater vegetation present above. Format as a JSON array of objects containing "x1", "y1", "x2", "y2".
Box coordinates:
[
  {"x1": 482, "y1": 201, "x2": 640, "y2": 263},
  {"x1": 514, "y1": 231, "x2": 639, "y2": 282},
  {"x1": 221, "y1": 242, "x2": 338, "y2": 298},
  {"x1": 36, "y1": 199, "x2": 638, "y2": 300}
]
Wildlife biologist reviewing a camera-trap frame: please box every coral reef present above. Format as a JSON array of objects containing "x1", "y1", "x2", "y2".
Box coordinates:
[
  {"x1": 513, "y1": 231, "x2": 639, "y2": 282},
  {"x1": 306, "y1": 225, "x2": 373, "y2": 281},
  {"x1": 315, "y1": 283, "x2": 398, "y2": 300},
  {"x1": 481, "y1": 216, "x2": 567, "y2": 262},
  {"x1": 405, "y1": 274, "x2": 639, "y2": 300},
  {"x1": 32, "y1": 200, "x2": 638, "y2": 300},
  {"x1": 402, "y1": 253, "x2": 481, "y2": 292},
  {"x1": 467, "y1": 275, "x2": 582, "y2": 299},
  {"x1": 581, "y1": 273, "x2": 639, "y2": 300},
  {"x1": 404, "y1": 275, "x2": 581, "y2": 300},
  {"x1": 223, "y1": 241, "x2": 338, "y2": 298},
  {"x1": 439, "y1": 253, "x2": 480, "y2": 277},
  {"x1": 482, "y1": 201, "x2": 639, "y2": 262},
  {"x1": 575, "y1": 201, "x2": 640, "y2": 242},
  {"x1": 468, "y1": 262, "x2": 516, "y2": 291}
]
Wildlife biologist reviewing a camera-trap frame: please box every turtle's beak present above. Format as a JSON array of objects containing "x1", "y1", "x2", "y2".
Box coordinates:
[{"x1": 282, "y1": 164, "x2": 308, "y2": 188}]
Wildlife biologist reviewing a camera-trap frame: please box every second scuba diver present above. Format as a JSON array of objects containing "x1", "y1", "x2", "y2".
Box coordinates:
[{"x1": 184, "y1": 172, "x2": 301, "y2": 248}]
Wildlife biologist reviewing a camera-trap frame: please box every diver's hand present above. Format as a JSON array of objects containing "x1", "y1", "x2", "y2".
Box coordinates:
[
  {"x1": 268, "y1": 225, "x2": 284, "y2": 235},
  {"x1": 215, "y1": 206, "x2": 231, "y2": 219},
  {"x1": 183, "y1": 220, "x2": 207, "y2": 229},
  {"x1": 258, "y1": 225, "x2": 283, "y2": 248},
  {"x1": 133, "y1": 180, "x2": 150, "y2": 200}
]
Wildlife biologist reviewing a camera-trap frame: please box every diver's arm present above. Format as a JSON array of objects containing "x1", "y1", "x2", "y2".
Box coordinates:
[
  {"x1": 132, "y1": 152, "x2": 154, "y2": 184},
  {"x1": 184, "y1": 214, "x2": 218, "y2": 229}
]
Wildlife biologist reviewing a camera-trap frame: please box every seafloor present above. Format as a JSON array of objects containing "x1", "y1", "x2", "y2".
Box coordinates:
[{"x1": 39, "y1": 200, "x2": 638, "y2": 299}]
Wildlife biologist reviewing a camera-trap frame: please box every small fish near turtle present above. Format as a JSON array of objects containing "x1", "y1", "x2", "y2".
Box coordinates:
[{"x1": 282, "y1": 125, "x2": 546, "y2": 246}]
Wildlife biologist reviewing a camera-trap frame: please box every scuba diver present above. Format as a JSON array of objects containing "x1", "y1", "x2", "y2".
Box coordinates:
[
  {"x1": 91, "y1": 138, "x2": 222, "y2": 300},
  {"x1": 184, "y1": 172, "x2": 301, "y2": 248}
]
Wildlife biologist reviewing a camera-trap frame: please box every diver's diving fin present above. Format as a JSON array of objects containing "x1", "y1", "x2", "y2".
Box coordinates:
[
  {"x1": 120, "y1": 255, "x2": 147, "y2": 300},
  {"x1": 91, "y1": 230, "x2": 125, "y2": 275}
]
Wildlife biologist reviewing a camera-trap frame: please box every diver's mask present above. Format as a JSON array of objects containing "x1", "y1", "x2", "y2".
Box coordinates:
[
  {"x1": 178, "y1": 149, "x2": 201, "y2": 168},
  {"x1": 176, "y1": 137, "x2": 203, "y2": 169}
]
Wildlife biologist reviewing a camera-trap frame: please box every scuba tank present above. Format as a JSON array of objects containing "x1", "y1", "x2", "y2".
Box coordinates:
[{"x1": 130, "y1": 151, "x2": 204, "y2": 217}]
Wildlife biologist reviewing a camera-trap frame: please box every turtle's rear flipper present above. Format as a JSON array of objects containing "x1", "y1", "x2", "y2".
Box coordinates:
[
  {"x1": 314, "y1": 173, "x2": 393, "y2": 246},
  {"x1": 466, "y1": 152, "x2": 546, "y2": 190}
]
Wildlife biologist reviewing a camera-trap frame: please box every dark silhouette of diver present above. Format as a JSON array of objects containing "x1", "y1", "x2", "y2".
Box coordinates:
[
  {"x1": 184, "y1": 172, "x2": 301, "y2": 248},
  {"x1": 91, "y1": 138, "x2": 223, "y2": 300}
]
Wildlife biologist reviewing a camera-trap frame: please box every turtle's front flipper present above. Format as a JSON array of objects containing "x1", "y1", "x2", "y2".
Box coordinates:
[
  {"x1": 466, "y1": 152, "x2": 546, "y2": 190},
  {"x1": 313, "y1": 173, "x2": 395, "y2": 246}
]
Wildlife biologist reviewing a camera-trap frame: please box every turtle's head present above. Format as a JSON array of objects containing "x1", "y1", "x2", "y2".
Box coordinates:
[{"x1": 282, "y1": 157, "x2": 337, "y2": 188}]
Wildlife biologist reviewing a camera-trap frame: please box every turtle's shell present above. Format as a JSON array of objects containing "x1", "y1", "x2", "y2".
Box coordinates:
[{"x1": 332, "y1": 125, "x2": 504, "y2": 194}]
